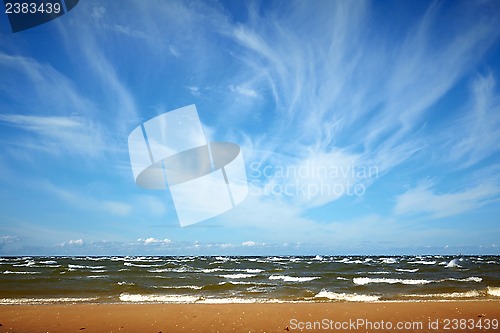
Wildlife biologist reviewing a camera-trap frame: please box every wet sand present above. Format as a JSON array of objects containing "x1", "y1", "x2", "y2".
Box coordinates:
[{"x1": 0, "y1": 301, "x2": 499, "y2": 332}]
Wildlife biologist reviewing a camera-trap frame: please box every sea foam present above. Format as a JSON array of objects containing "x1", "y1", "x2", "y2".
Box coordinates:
[{"x1": 315, "y1": 289, "x2": 380, "y2": 302}]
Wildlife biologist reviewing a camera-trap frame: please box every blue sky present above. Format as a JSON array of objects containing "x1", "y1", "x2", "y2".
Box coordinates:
[{"x1": 0, "y1": 0, "x2": 499, "y2": 255}]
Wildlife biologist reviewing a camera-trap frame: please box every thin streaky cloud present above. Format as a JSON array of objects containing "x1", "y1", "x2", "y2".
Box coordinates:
[
  {"x1": 394, "y1": 180, "x2": 500, "y2": 218},
  {"x1": 445, "y1": 73, "x2": 500, "y2": 168}
]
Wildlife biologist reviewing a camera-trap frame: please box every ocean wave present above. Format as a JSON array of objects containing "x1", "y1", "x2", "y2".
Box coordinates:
[
  {"x1": 117, "y1": 281, "x2": 135, "y2": 286},
  {"x1": 2, "y1": 270, "x2": 40, "y2": 274},
  {"x1": 13, "y1": 260, "x2": 35, "y2": 267},
  {"x1": 269, "y1": 275, "x2": 320, "y2": 282},
  {"x1": 124, "y1": 262, "x2": 164, "y2": 268},
  {"x1": 124, "y1": 256, "x2": 163, "y2": 262},
  {"x1": 220, "y1": 274, "x2": 257, "y2": 279},
  {"x1": 267, "y1": 257, "x2": 289, "y2": 261},
  {"x1": 487, "y1": 287, "x2": 500, "y2": 297},
  {"x1": 219, "y1": 281, "x2": 268, "y2": 286},
  {"x1": 156, "y1": 285, "x2": 202, "y2": 290},
  {"x1": 445, "y1": 258, "x2": 463, "y2": 268},
  {"x1": 87, "y1": 275, "x2": 109, "y2": 279},
  {"x1": 148, "y1": 267, "x2": 193, "y2": 273},
  {"x1": 68, "y1": 264, "x2": 106, "y2": 269},
  {"x1": 197, "y1": 298, "x2": 264, "y2": 304},
  {"x1": 448, "y1": 277, "x2": 482, "y2": 283},
  {"x1": 84, "y1": 256, "x2": 111, "y2": 261},
  {"x1": 353, "y1": 277, "x2": 433, "y2": 285},
  {"x1": 201, "y1": 268, "x2": 223, "y2": 273},
  {"x1": 147, "y1": 268, "x2": 172, "y2": 273},
  {"x1": 407, "y1": 260, "x2": 436, "y2": 265},
  {"x1": 119, "y1": 293, "x2": 199, "y2": 303},
  {"x1": 396, "y1": 268, "x2": 419, "y2": 273},
  {"x1": 0, "y1": 297, "x2": 99, "y2": 304},
  {"x1": 32, "y1": 265, "x2": 61, "y2": 268},
  {"x1": 335, "y1": 258, "x2": 366, "y2": 264},
  {"x1": 402, "y1": 291, "x2": 481, "y2": 299},
  {"x1": 39, "y1": 260, "x2": 58, "y2": 265},
  {"x1": 315, "y1": 289, "x2": 380, "y2": 302},
  {"x1": 380, "y1": 258, "x2": 398, "y2": 264},
  {"x1": 354, "y1": 276, "x2": 483, "y2": 285}
]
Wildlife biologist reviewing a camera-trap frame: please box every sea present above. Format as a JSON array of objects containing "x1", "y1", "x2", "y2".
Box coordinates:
[{"x1": 1, "y1": 255, "x2": 499, "y2": 304}]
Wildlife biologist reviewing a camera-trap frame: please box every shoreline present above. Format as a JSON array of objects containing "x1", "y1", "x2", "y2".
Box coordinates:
[
  {"x1": 0, "y1": 301, "x2": 498, "y2": 332},
  {"x1": 2, "y1": 298, "x2": 500, "y2": 305}
]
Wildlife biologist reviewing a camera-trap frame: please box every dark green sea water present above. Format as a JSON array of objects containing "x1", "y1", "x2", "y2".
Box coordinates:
[{"x1": 1, "y1": 255, "x2": 499, "y2": 304}]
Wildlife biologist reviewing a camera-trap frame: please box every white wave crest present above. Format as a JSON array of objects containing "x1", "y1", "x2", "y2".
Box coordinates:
[
  {"x1": 315, "y1": 289, "x2": 380, "y2": 302},
  {"x1": 402, "y1": 291, "x2": 481, "y2": 299},
  {"x1": 487, "y1": 287, "x2": 500, "y2": 297},
  {"x1": 0, "y1": 297, "x2": 98, "y2": 304},
  {"x1": 353, "y1": 277, "x2": 433, "y2": 285},
  {"x1": 156, "y1": 285, "x2": 202, "y2": 290},
  {"x1": 220, "y1": 274, "x2": 256, "y2": 279},
  {"x1": 87, "y1": 275, "x2": 109, "y2": 279},
  {"x1": 269, "y1": 275, "x2": 320, "y2": 282},
  {"x1": 408, "y1": 260, "x2": 436, "y2": 265},
  {"x1": 2, "y1": 270, "x2": 40, "y2": 275},
  {"x1": 124, "y1": 262, "x2": 164, "y2": 268},
  {"x1": 448, "y1": 277, "x2": 482, "y2": 283},
  {"x1": 445, "y1": 259, "x2": 462, "y2": 268},
  {"x1": 380, "y1": 258, "x2": 398, "y2": 264},
  {"x1": 117, "y1": 281, "x2": 135, "y2": 286},
  {"x1": 396, "y1": 268, "x2": 419, "y2": 273},
  {"x1": 68, "y1": 264, "x2": 106, "y2": 269},
  {"x1": 119, "y1": 293, "x2": 199, "y2": 303},
  {"x1": 354, "y1": 276, "x2": 483, "y2": 285}
]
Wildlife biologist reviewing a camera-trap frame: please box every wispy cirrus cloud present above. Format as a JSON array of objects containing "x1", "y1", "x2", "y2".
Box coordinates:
[
  {"x1": 394, "y1": 180, "x2": 500, "y2": 218},
  {"x1": 444, "y1": 72, "x2": 500, "y2": 168},
  {"x1": 220, "y1": 0, "x2": 500, "y2": 213},
  {"x1": 0, "y1": 53, "x2": 113, "y2": 158},
  {"x1": 40, "y1": 181, "x2": 133, "y2": 217},
  {"x1": 0, "y1": 114, "x2": 106, "y2": 157}
]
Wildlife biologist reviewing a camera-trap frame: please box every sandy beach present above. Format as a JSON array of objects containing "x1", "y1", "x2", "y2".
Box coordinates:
[{"x1": 0, "y1": 301, "x2": 498, "y2": 333}]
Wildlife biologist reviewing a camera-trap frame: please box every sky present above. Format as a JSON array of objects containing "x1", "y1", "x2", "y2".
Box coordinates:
[{"x1": 0, "y1": 0, "x2": 499, "y2": 255}]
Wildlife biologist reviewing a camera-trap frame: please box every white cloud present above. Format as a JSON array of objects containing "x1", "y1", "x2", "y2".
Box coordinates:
[
  {"x1": 241, "y1": 240, "x2": 256, "y2": 246},
  {"x1": 41, "y1": 181, "x2": 133, "y2": 217},
  {"x1": 0, "y1": 114, "x2": 106, "y2": 157},
  {"x1": 68, "y1": 239, "x2": 84, "y2": 246},
  {"x1": 102, "y1": 201, "x2": 132, "y2": 216},
  {"x1": 91, "y1": 6, "x2": 106, "y2": 19},
  {"x1": 111, "y1": 24, "x2": 150, "y2": 40},
  {"x1": 169, "y1": 45, "x2": 181, "y2": 57},
  {"x1": 229, "y1": 84, "x2": 258, "y2": 98},
  {"x1": 0, "y1": 53, "x2": 113, "y2": 157},
  {"x1": 186, "y1": 86, "x2": 200, "y2": 97},
  {"x1": 0, "y1": 115, "x2": 81, "y2": 129},
  {"x1": 445, "y1": 72, "x2": 500, "y2": 167},
  {"x1": 394, "y1": 181, "x2": 500, "y2": 218},
  {"x1": 224, "y1": 0, "x2": 500, "y2": 210},
  {"x1": 139, "y1": 237, "x2": 172, "y2": 245},
  {"x1": 0, "y1": 235, "x2": 19, "y2": 245}
]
